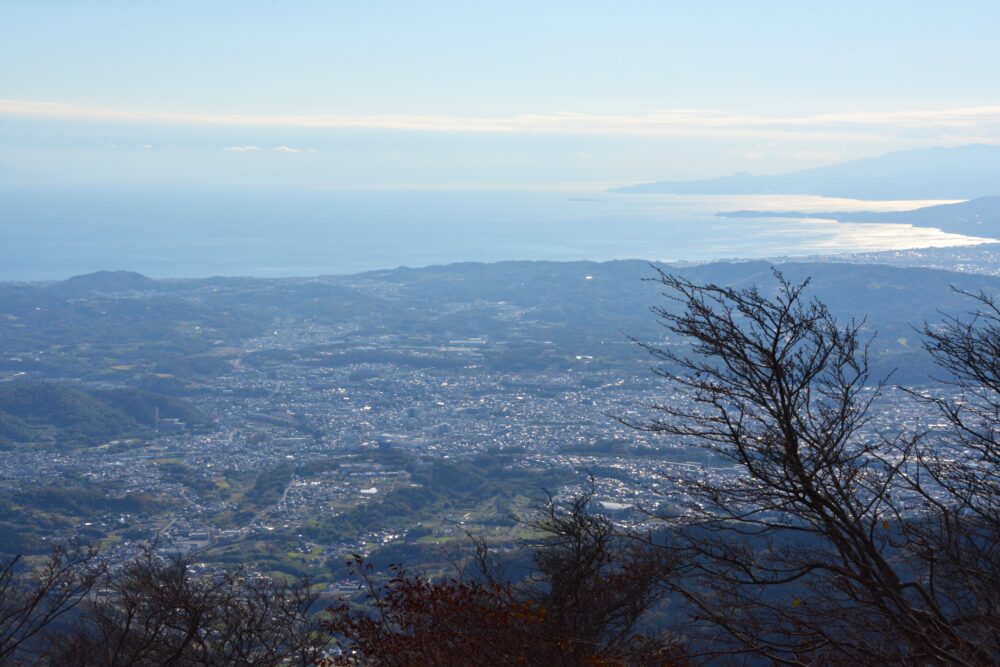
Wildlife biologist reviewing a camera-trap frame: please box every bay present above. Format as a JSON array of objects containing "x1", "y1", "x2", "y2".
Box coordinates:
[{"x1": 0, "y1": 187, "x2": 991, "y2": 281}]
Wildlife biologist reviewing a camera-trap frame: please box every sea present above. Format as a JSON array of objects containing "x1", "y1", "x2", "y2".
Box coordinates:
[{"x1": 0, "y1": 186, "x2": 993, "y2": 281}]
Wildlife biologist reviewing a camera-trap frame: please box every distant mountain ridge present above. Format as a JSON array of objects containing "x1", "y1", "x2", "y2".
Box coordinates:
[
  {"x1": 612, "y1": 144, "x2": 1000, "y2": 199},
  {"x1": 8, "y1": 258, "x2": 1000, "y2": 413}
]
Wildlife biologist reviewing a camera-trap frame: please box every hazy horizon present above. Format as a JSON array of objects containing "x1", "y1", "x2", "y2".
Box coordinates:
[
  {"x1": 4, "y1": 2, "x2": 1000, "y2": 191},
  {"x1": 1, "y1": 187, "x2": 989, "y2": 282},
  {"x1": 4, "y1": 3, "x2": 1000, "y2": 279}
]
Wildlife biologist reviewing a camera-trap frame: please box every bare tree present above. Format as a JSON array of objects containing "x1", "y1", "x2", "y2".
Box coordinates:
[
  {"x1": 48, "y1": 547, "x2": 328, "y2": 666},
  {"x1": 631, "y1": 268, "x2": 995, "y2": 665},
  {"x1": 325, "y1": 490, "x2": 682, "y2": 666},
  {"x1": 0, "y1": 542, "x2": 102, "y2": 664},
  {"x1": 517, "y1": 489, "x2": 679, "y2": 663},
  {"x1": 896, "y1": 288, "x2": 1000, "y2": 658}
]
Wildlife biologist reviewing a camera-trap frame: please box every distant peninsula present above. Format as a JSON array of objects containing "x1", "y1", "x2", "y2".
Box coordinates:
[
  {"x1": 717, "y1": 196, "x2": 1000, "y2": 238},
  {"x1": 611, "y1": 144, "x2": 1000, "y2": 200}
]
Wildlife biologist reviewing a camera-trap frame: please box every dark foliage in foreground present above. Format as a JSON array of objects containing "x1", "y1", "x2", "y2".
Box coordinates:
[
  {"x1": 0, "y1": 546, "x2": 327, "y2": 666},
  {"x1": 324, "y1": 490, "x2": 685, "y2": 666},
  {"x1": 48, "y1": 548, "x2": 327, "y2": 666},
  {"x1": 0, "y1": 543, "x2": 102, "y2": 664}
]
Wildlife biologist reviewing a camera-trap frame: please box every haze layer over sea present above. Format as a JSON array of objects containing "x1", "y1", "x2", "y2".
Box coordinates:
[{"x1": 1, "y1": 187, "x2": 991, "y2": 281}]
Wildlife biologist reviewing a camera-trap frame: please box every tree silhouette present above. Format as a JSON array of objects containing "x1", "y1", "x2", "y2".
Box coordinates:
[
  {"x1": 47, "y1": 547, "x2": 328, "y2": 666},
  {"x1": 0, "y1": 542, "x2": 102, "y2": 664},
  {"x1": 324, "y1": 489, "x2": 684, "y2": 666},
  {"x1": 632, "y1": 268, "x2": 1000, "y2": 664}
]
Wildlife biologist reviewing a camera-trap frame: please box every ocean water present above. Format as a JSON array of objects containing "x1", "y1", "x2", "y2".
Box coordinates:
[{"x1": 0, "y1": 187, "x2": 991, "y2": 281}]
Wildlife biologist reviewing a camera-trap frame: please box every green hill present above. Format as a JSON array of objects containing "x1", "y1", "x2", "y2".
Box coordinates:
[{"x1": 0, "y1": 382, "x2": 209, "y2": 448}]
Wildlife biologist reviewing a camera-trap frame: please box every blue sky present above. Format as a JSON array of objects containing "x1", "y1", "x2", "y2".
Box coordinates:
[{"x1": 3, "y1": 1, "x2": 1000, "y2": 189}]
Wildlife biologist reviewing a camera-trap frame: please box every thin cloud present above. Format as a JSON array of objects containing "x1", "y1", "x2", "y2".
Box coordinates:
[
  {"x1": 274, "y1": 145, "x2": 318, "y2": 153},
  {"x1": 3, "y1": 99, "x2": 1000, "y2": 140},
  {"x1": 222, "y1": 145, "x2": 262, "y2": 152}
]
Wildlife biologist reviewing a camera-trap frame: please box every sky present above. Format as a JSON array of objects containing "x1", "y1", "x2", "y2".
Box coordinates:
[{"x1": 3, "y1": 1, "x2": 1000, "y2": 189}]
